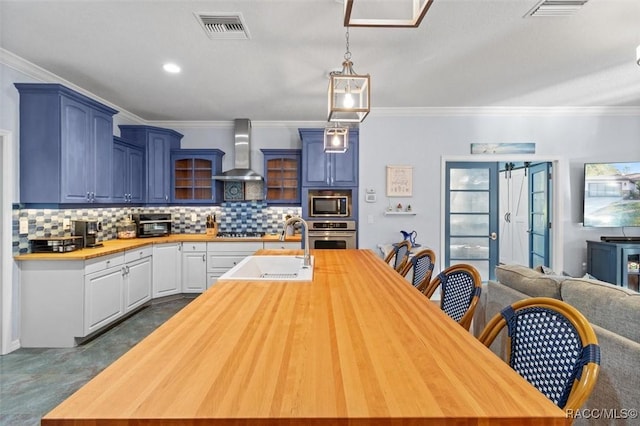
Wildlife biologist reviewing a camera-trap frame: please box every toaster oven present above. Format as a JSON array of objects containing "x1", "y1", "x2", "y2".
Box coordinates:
[{"x1": 132, "y1": 213, "x2": 172, "y2": 237}]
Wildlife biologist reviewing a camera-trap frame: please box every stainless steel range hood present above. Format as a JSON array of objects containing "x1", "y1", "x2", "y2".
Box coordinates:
[{"x1": 213, "y1": 118, "x2": 263, "y2": 181}]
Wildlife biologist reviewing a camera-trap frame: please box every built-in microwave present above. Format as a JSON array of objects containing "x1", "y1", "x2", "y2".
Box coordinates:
[{"x1": 310, "y1": 195, "x2": 349, "y2": 217}]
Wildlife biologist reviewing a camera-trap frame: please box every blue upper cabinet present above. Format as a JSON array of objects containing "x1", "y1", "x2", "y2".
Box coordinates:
[
  {"x1": 171, "y1": 149, "x2": 224, "y2": 204},
  {"x1": 119, "y1": 125, "x2": 183, "y2": 204},
  {"x1": 15, "y1": 83, "x2": 118, "y2": 204},
  {"x1": 261, "y1": 149, "x2": 301, "y2": 205},
  {"x1": 299, "y1": 128, "x2": 359, "y2": 187},
  {"x1": 113, "y1": 136, "x2": 145, "y2": 204}
]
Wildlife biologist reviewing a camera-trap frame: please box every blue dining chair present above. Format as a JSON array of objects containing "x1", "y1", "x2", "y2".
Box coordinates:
[
  {"x1": 424, "y1": 263, "x2": 482, "y2": 331},
  {"x1": 477, "y1": 297, "x2": 600, "y2": 414},
  {"x1": 399, "y1": 248, "x2": 436, "y2": 293},
  {"x1": 384, "y1": 240, "x2": 412, "y2": 273}
]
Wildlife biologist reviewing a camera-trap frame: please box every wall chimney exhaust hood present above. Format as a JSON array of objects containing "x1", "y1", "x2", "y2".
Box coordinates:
[{"x1": 213, "y1": 118, "x2": 263, "y2": 181}]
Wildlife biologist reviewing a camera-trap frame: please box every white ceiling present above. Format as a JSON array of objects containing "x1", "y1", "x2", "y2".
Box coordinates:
[{"x1": 2, "y1": 0, "x2": 640, "y2": 122}]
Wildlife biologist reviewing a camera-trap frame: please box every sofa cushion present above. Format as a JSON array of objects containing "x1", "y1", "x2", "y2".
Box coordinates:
[
  {"x1": 495, "y1": 264, "x2": 564, "y2": 299},
  {"x1": 561, "y1": 278, "x2": 640, "y2": 343}
]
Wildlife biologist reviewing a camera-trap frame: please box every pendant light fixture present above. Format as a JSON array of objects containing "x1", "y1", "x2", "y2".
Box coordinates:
[
  {"x1": 343, "y1": 0, "x2": 436, "y2": 28},
  {"x1": 324, "y1": 124, "x2": 349, "y2": 153},
  {"x1": 328, "y1": 27, "x2": 370, "y2": 123}
]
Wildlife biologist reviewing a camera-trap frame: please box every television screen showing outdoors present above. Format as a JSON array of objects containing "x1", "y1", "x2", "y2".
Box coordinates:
[{"x1": 583, "y1": 161, "x2": 640, "y2": 227}]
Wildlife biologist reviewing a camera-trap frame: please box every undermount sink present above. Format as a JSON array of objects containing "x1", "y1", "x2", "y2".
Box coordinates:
[{"x1": 219, "y1": 255, "x2": 314, "y2": 281}]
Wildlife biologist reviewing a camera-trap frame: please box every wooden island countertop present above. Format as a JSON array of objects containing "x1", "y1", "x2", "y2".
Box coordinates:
[{"x1": 42, "y1": 249, "x2": 568, "y2": 425}]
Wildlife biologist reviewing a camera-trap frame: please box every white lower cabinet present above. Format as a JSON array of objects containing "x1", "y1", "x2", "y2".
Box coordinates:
[
  {"x1": 152, "y1": 242, "x2": 182, "y2": 297},
  {"x1": 19, "y1": 238, "x2": 301, "y2": 347},
  {"x1": 83, "y1": 253, "x2": 125, "y2": 336},
  {"x1": 124, "y1": 247, "x2": 153, "y2": 312},
  {"x1": 207, "y1": 242, "x2": 263, "y2": 287},
  {"x1": 182, "y1": 242, "x2": 207, "y2": 293}
]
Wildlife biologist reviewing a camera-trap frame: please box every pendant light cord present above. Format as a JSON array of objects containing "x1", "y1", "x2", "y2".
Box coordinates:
[{"x1": 344, "y1": 28, "x2": 352, "y2": 61}]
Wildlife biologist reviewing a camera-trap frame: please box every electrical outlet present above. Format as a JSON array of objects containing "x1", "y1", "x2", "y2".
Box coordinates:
[
  {"x1": 19, "y1": 218, "x2": 28, "y2": 234},
  {"x1": 63, "y1": 218, "x2": 70, "y2": 230},
  {"x1": 191, "y1": 213, "x2": 197, "y2": 222}
]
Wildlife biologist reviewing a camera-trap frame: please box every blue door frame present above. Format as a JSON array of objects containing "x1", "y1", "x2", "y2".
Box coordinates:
[{"x1": 445, "y1": 162, "x2": 499, "y2": 281}]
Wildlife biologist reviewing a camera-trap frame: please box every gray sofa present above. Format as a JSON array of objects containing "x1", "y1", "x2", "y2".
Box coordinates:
[{"x1": 473, "y1": 264, "x2": 640, "y2": 425}]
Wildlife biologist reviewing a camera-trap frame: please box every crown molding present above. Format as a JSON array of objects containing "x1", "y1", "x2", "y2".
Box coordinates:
[
  {"x1": 147, "y1": 120, "x2": 329, "y2": 129},
  {"x1": 4, "y1": 48, "x2": 639, "y2": 124},
  {"x1": 371, "y1": 106, "x2": 640, "y2": 117},
  {"x1": 0, "y1": 48, "x2": 144, "y2": 124}
]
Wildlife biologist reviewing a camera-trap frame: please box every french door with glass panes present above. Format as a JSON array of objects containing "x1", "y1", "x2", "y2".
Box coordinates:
[
  {"x1": 529, "y1": 162, "x2": 552, "y2": 268},
  {"x1": 445, "y1": 162, "x2": 499, "y2": 281}
]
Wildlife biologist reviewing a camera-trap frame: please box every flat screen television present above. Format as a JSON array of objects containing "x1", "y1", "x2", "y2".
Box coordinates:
[{"x1": 583, "y1": 161, "x2": 640, "y2": 227}]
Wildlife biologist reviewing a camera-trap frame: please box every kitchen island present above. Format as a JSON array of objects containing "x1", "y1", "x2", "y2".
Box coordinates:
[{"x1": 42, "y1": 249, "x2": 568, "y2": 425}]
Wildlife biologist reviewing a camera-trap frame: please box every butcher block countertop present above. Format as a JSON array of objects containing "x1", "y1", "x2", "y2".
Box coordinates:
[
  {"x1": 14, "y1": 234, "x2": 301, "y2": 261},
  {"x1": 42, "y1": 249, "x2": 568, "y2": 426}
]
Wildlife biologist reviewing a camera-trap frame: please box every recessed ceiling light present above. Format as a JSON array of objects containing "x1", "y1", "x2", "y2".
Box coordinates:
[{"x1": 163, "y1": 63, "x2": 181, "y2": 74}]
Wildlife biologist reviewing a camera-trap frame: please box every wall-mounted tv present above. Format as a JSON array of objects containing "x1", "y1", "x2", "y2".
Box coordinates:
[{"x1": 583, "y1": 161, "x2": 640, "y2": 227}]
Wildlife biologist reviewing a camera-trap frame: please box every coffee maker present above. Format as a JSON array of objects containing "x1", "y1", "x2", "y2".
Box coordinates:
[{"x1": 73, "y1": 220, "x2": 103, "y2": 248}]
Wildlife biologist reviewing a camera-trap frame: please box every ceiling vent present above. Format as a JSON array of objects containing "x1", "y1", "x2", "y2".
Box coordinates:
[
  {"x1": 526, "y1": 0, "x2": 589, "y2": 17},
  {"x1": 195, "y1": 12, "x2": 251, "y2": 40}
]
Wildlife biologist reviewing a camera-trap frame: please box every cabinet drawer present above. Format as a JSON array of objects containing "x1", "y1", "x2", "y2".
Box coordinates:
[
  {"x1": 85, "y1": 253, "x2": 125, "y2": 275},
  {"x1": 124, "y1": 246, "x2": 153, "y2": 263},
  {"x1": 182, "y1": 242, "x2": 207, "y2": 253},
  {"x1": 264, "y1": 241, "x2": 301, "y2": 250},
  {"x1": 206, "y1": 242, "x2": 263, "y2": 254},
  {"x1": 207, "y1": 255, "x2": 247, "y2": 271}
]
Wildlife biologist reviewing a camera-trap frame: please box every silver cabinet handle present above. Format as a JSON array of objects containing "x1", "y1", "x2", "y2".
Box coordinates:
[{"x1": 202, "y1": 254, "x2": 206, "y2": 262}]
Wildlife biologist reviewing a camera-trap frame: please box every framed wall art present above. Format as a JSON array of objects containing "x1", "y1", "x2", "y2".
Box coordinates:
[
  {"x1": 470, "y1": 142, "x2": 536, "y2": 154},
  {"x1": 386, "y1": 165, "x2": 413, "y2": 197}
]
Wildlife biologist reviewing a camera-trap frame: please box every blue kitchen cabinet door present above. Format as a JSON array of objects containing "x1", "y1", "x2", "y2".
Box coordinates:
[
  {"x1": 113, "y1": 137, "x2": 145, "y2": 203},
  {"x1": 15, "y1": 83, "x2": 118, "y2": 204},
  {"x1": 299, "y1": 128, "x2": 358, "y2": 187},
  {"x1": 119, "y1": 125, "x2": 183, "y2": 204},
  {"x1": 261, "y1": 149, "x2": 301, "y2": 205},
  {"x1": 171, "y1": 149, "x2": 224, "y2": 204}
]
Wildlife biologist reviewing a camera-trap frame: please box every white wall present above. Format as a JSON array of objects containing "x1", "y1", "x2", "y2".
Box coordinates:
[{"x1": 357, "y1": 112, "x2": 640, "y2": 276}]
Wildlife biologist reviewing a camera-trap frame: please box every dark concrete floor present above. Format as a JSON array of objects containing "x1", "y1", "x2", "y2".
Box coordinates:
[{"x1": 0, "y1": 297, "x2": 193, "y2": 426}]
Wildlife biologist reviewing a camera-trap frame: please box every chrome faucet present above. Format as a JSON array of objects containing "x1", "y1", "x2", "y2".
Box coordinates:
[{"x1": 280, "y1": 216, "x2": 311, "y2": 268}]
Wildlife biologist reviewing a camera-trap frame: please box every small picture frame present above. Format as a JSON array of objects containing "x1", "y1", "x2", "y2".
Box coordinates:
[{"x1": 386, "y1": 165, "x2": 413, "y2": 197}]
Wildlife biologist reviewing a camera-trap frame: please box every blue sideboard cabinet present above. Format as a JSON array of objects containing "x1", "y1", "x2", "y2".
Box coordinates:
[
  {"x1": 113, "y1": 136, "x2": 145, "y2": 203},
  {"x1": 587, "y1": 240, "x2": 640, "y2": 291},
  {"x1": 171, "y1": 149, "x2": 224, "y2": 204},
  {"x1": 119, "y1": 125, "x2": 183, "y2": 204},
  {"x1": 15, "y1": 83, "x2": 118, "y2": 204},
  {"x1": 299, "y1": 128, "x2": 359, "y2": 187}
]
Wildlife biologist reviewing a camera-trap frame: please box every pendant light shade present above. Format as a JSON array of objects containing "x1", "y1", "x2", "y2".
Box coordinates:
[
  {"x1": 324, "y1": 125, "x2": 349, "y2": 153},
  {"x1": 328, "y1": 29, "x2": 370, "y2": 123}
]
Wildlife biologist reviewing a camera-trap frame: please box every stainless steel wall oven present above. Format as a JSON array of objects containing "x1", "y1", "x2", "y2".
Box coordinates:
[{"x1": 307, "y1": 220, "x2": 356, "y2": 249}]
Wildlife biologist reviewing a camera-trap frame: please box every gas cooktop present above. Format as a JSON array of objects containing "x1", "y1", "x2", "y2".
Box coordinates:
[{"x1": 216, "y1": 231, "x2": 265, "y2": 238}]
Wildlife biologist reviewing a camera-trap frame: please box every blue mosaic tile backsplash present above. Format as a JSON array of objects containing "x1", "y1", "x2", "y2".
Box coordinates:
[{"x1": 12, "y1": 202, "x2": 301, "y2": 254}]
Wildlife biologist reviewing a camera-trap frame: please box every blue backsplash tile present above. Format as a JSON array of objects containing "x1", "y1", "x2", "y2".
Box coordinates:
[{"x1": 12, "y1": 203, "x2": 301, "y2": 255}]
